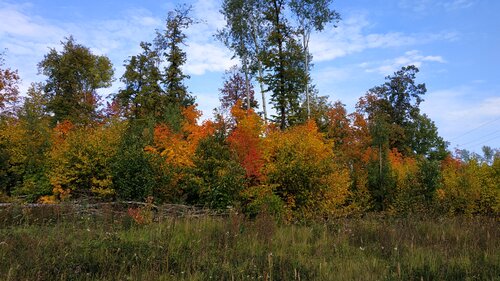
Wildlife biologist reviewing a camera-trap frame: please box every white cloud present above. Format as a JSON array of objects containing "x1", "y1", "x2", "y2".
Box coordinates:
[
  {"x1": 315, "y1": 66, "x2": 354, "y2": 83},
  {"x1": 360, "y1": 50, "x2": 446, "y2": 75},
  {"x1": 442, "y1": 0, "x2": 477, "y2": 10},
  {"x1": 182, "y1": 0, "x2": 235, "y2": 75},
  {"x1": 0, "y1": 3, "x2": 65, "y2": 39},
  {"x1": 399, "y1": 0, "x2": 477, "y2": 12},
  {"x1": 184, "y1": 42, "x2": 235, "y2": 75},
  {"x1": 309, "y1": 13, "x2": 457, "y2": 62},
  {"x1": 0, "y1": 0, "x2": 234, "y2": 99},
  {"x1": 421, "y1": 86, "x2": 500, "y2": 150}
]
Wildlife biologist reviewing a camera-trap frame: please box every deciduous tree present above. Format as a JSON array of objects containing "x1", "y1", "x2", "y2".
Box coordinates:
[
  {"x1": 38, "y1": 36, "x2": 114, "y2": 125},
  {"x1": 0, "y1": 53, "x2": 20, "y2": 118}
]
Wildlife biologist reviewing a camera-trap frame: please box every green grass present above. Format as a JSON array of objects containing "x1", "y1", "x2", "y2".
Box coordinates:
[{"x1": 0, "y1": 205, "x2": 498, "y2": 280}]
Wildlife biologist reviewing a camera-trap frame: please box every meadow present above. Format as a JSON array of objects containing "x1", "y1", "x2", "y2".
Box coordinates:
[{"x1": 0, "y1": 204, "x2": 498, "y2": 281}]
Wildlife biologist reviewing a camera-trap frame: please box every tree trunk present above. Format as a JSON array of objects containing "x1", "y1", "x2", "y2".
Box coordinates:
[
  {"x1": 272, "y1": 0, "x2": 286, "y2": 130},
  {"x1": 303, "y1": 31, "x2": 310, "y2": 119},
  {"x1": 242, "y1": 54, "x2": 251, "y2": 111},
  {"x1": 250, "y1": 16, "x2": 267, "y2": 124}
]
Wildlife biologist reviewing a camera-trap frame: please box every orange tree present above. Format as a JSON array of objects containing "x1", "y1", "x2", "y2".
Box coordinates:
[
  {"x1": 145, "y1": 105, "x2": 215, "y2": 202},
  {"x1": 227, "y1": 101, "x2": 264, "y2": 185}
]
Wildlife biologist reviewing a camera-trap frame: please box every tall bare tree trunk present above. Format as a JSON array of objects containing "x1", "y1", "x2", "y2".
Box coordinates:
[
  {"x1": 242, "y1": 54, "x2": 251, "y2": 111},
  {"x1": 303, "y1": 30, "x2": 311, "y2": 119},
  {"x1": 251, "y1": 18, "x2": 267, "y2": 124}
]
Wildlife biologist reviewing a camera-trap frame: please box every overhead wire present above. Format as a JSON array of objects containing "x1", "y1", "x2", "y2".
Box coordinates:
[
  {"x1": 449, "y1": 116, "x2": 500, "y2": 141},
  {"x1": 457, "y1": 130, "x2": 500, "y2": 148}
]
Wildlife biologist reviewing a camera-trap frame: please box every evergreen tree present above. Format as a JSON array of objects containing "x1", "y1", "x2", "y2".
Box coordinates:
[
  {"x1": 117, "y1": 6, "x2": 195, "y2": 130},
  {"x1": 116, "y1": 42, "x2": 163, "y2": 121},
  {"x1": 155, "y1": 5, "x2": 195, "y2": 108},
  {"x1": 261, "y1": 0, "x2": 307, "y2": 130}
]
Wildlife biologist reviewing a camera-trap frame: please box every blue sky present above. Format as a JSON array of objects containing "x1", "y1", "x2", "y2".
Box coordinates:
[{"x1": 0, "y1": 0, "x2": 499, "y2": 153}]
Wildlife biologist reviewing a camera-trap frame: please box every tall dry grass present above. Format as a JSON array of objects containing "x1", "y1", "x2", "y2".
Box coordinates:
[{"x1": 0, "y1": 204, "x2": 498, "y2": 280}]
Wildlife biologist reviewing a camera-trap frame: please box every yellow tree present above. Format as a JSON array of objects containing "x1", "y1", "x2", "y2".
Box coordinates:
[
  {"x1": 262, "y1": 120, "x2": 350, "y2": 219},
  {"x1": 42, "y1": 120, "x2": 125, "y2": 202}
]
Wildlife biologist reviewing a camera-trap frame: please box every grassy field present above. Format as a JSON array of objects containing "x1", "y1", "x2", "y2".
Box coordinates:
[{"x1": 0, "y1": 204, "x2": 498, "y2": 280}]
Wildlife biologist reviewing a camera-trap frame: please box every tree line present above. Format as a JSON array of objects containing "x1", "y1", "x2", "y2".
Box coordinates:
[{"x1": 0, "y1": 2, "x2": 498, "y2": 219}]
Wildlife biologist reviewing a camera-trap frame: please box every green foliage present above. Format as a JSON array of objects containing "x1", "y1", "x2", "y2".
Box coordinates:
[
  {"x1": 366, "y1": 115, "x2": 395, "y2": 211},
  {"x1": 38, "y1": 36, "x2": 114, "y2": 125},
  {"x1": 240, "y1": 184, "x2": 286, "y2": 220},
  {"x1": 111, "y1": 121, "x2": 166, "y2": 201},
  {"x1": 0, "y1": 134, "x2": 15, "y2": 197},
  {"x1": 261, "y1": 0, "x2": 307, "y2": 129},
  {"x1": 155, "y1": 5, "x2": 195, "y2": 108},
  {"x1": 360, "y1": 66, "x2": 448, "y2": 160},
  {"x1": 116, "y1": 42, "x2": 163, "y2": 121},
  {"x1": 193, "y1": 135, "x2": 246, "y2": 209},
  {"x1": 0, "y1": 85, "x2": 52, "y2": 200},
  {"x1": 416, "y1": 158, "x2": 442, "y2": 203},
  {"x1": 9, "y1": 84, "x2": 52, "y2": 200},
  {"x1": 116, "y1": 6, "x2": 194, "y2": 128}
]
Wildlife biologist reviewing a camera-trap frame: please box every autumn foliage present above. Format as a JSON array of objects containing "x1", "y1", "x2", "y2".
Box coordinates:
[
  {"x1": 227, "y1": 101, "x2": 264, "y2": 183},
  {"x1": 0, "y1": 50, "x2": 498, "y2": 221},
  {"x1": 262, "y1": 120, "x2": 350, "y2": 218}
]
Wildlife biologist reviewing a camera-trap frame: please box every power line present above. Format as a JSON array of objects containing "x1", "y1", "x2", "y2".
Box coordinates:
[
  {"x1": 458, "y1": 130, "x2": 500, "y2": 148},
  {"x1": 449, "y1": 116, "x2": 500, "y2": 141}
]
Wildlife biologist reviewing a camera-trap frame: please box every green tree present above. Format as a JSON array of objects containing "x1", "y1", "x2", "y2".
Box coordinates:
[
  {"x1": 38, "y1": 36, "x2": 114, "y2": 125},
  {"x1": 117, "y1": 6, "x2": 195, "y2": 130},
  {"x1": 261, "y1": 0, "x2": 307, "y2": 130},
  {"x1": 361, "y1": 65, "x2": 448, "y2": 160},
  {"x1": 193, "y1": 135, "x2": 246, "y2": 209},
  {"x1": 111, "y1": 122, "x2": 165, "y2": 201},
  {"x1": 12, "y1": 83, "x2": 52, "y2": 200},
  {"x1": 408, "y1": 113, "x2": 448, "y2": 160},
  {"x1": 218, "y1": 0, "x2": 268, "y2": 120},
  {"x1": 116, "y1": 42, "x2": 163, "y2": 121},
  {"x1": 155, "y1": 5, "x2": 195, "y2": 108},
  {"x1": 289, "y1": 0, "x2": 340, "y2": 118},
  {"x1": 366, "y1": 114, "x2": 395, "y2": 211}
]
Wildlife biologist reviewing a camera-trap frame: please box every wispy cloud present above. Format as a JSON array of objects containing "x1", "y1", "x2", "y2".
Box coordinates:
[
  {"x1": 309, "y1": 13, "x2": 457, "y2": 62},
  {"x1": 0, "y1": 0, "x2": 234, "y2": 98},
  {"x1": 184, "y1": 42, "x2": 234, "y2": 75},
  {"x1": 441, "y1": 0, "x2": 477, "y2": 10},
  {"x1": 360, "y1": 50, "x2": 446, "y2": 75},
  {"x1": 421, "y1": 85, "x2": 500, "y2": 150},
  {"x1": 399, "y1": 0, "x2": 477, "y2": 13},
  {"x1": 183, "y1": 0, "x2": 235, "y2": 75},
  {"x1": 0, "y1": 3, "x2": 64, "y2": 40}
]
